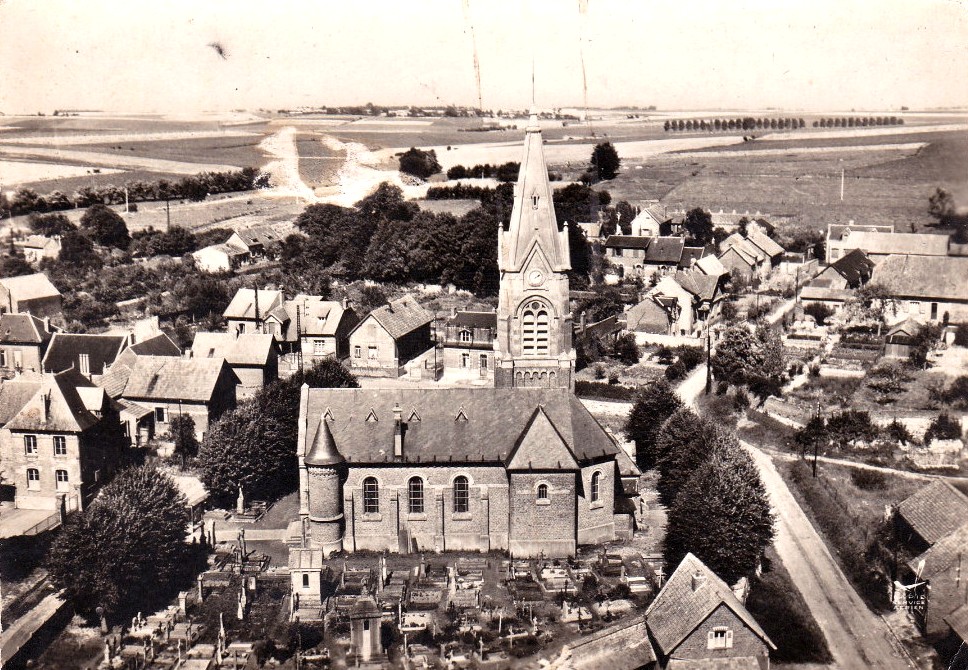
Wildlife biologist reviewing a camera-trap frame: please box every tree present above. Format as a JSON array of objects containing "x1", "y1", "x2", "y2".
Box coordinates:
[
  {"x1": 655, "y1": 410, "x2": 720, "y2": 506},
  {"x1": 624, "y1": 379, "x2": 684, "y2": 470},
  {"x1": 844, "y1": 283, "x2": 897, "y2": 333},
  {"x1": 0, "y1": 251, "x2": 35, "y2": 277},
  {"x1": 398, "y1": 148, "x2": 442, "y2": 180},
  {"x1": 46, "y1": 465, "x2": 191, "y2": 619},
  {"x1": 80, "y1": 204, "x2": 130, "y2": 249},
  {"x1": 590, "y1": 142, "x2": 621, "y2": 181},
  {"x1": 28, "y1": 212, "x2": 76, "y2": 236},
  {"x1": 710, "y1": 326, "x2": 763, "y2": 387},
  {"x1": 166, "y1": 414, "x2": 198, "y2": 465},
  {"x1": 908, "y1": 323, "x2": 943, "y2": 369},
  {"x1": 610, "y1": 333, "x2": 640, "y2": 366},
  {"x1": 683, "y1": 207, "x2": 714, "y2": 246},
  {"x1": 924, "y1": 411, "x2": 963, "y2": 444},
  {"x1": 803, "y1": 302, "x2": 834, "y2": 326},
  {"x1": 57, "y1": 230, "x2": 101, "y2": 269},
  {"x1": 664, "y1": 437, "x2": 775, "y2": 585}
]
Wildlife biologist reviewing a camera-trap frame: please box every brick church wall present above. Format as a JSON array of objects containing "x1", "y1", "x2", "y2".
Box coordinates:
[
  {"x1": 577, "y1": 461, "x2": 616, "y2": 545},
  {"x1": 508, "y1": 471, "x2": 576, "y2": 557}
]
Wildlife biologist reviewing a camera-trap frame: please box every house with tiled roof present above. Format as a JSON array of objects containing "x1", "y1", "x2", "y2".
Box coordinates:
[
  {"x1": 896, "y1": 480, "x2": 968, "y2": 553},
  {"x1": 42, "y1": 332, "x2": 129, "y2": 376},
  {"x1": 0, "y1": 272, "x2": 62, "y2": 319},
  {"x1": 905, "y1": 523, "x2": 968, "y2": 638},
  {"x1": 0, "y1": 368, "x2": 125, "y2": 514},
  {"x1": 826, "y1": 225, "x2": 950, "y2": 264},
  {"x1": 943, "y1": 604, "x2": 968, "y2": 664},
  {"x1": 625, "y1": 271, "x2": 723, "y2": 338},
  {"x1": 440, "y1": 310, "x2": 497, "y2": 382},
  {"x1": 872, "y1": 255, "x2": 968, "y2": 324},
  {"x1": 296, "y1": 387, "x2": 638, "y2": 558},
  {"x1": 109, "y1": 356, "x2": 238, "y2": 439},
  {"x1": 192, "y1": 242, "x2": 249, "y2": 273},
  {"x1": 553, "y1": 614, "x2": 657, "y2": 669},
  {"x1": 191, "y1": 331, "x2": 278, "y2": 394},
  {"x1": 262, "y1": 296, "x2": 359, "y2": 371},
  {"x1": 225, "y1": 222, "x2": 298, "y2": 259},
  {"x1": 223, "y1": 287, "x2": 284, "y2": 336},
  {"x1": 0, "y1": 313, "x2": 55, "y2": 376},
  {"x1": 719, "y1": 233, "x2": 779, "y2": 281},
  {"x1": 645, "y1": 553, "x2": 775, "y2": 669},
  {"x1": 347, "y1": 297, "x2": 434, "y2": 378},
  {"x1": 15, "y1": 235, "x2": 62, "y2": 265},
  {"x1": 603, "y1": 236, "x2": 689, "y2": 279}
]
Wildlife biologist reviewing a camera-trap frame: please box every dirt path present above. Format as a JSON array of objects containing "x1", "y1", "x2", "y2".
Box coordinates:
[
  {"x1": 258, "y1": 126, "x2": 318, "y2": 202},
  {"x1": 743, "y1": 443, "x2": 912, "y2": 670}
]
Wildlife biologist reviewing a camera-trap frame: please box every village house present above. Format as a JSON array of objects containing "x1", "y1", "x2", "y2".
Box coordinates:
[
  {"x1": 103, "y1": 356, "x2": 238, "y2": 440},
  {"x1": 625, "y1": 271, "x2": 722, "y2": 338},
  {"x1": 719, "y1": 231, "x2": 784, "y2": 281},
  {"x1": 825, "y1": 223, "x2": 895, "y2": 262},
  {"x1": 826, "y1": 223, "x2": 952, "y2": 264},
  {"x1": 191, "y1": 242, "x2": 249, "y2": 273},
  {"x1": 225, "y1": 222, "x2": 298, "y2": 260},
  {"x1": 15, "y1": 235, "x2": 62, "y2": 265},
  {"x1": 42, "y1": 332, "x2": 129, "y2": 377},
  {"x1": 224, "y1": 287, "x2": 284, "y2": 336},
  {"x1": 0, "y1": 368, "x2": 126, "y2": 514},
  {"x1": 553, "y1": 615, "x2": 657, "y2": 669},
  {"x1": 263, "y1": 296, "x2": 359, "y2": 371},
  {"x1": 191, "y1": 331, "x2": 279, "y2": 396},
  {"x1": 629, "y1": 205, "x2": 671, "y2": 237},
  {"x1": 906, "y1": 523, "x2": 968, "y2": 639},
  {"x1": 800, "y1": 248, "x2": 875, "y2": 308},
  {"x1": 603, "y1": 236, "x2": 689, "y2": 279},
  {"x1": 0, "y1": 272, "x2": 63, "y2": 319},
  {"x1": 439, "y1": 310, "x2": 497, "y2": 382},
  {"x1": 346, "y1": 297, "x2": 434, "y2": 378},
  {"x1": 645, "y1": 553, "x2": 776, "y2": 669},
  {"x1": 0, "y1": 313, "x2": 55, "y2": 377},
  {"x1": 694, "y1": 254, "x2": 728, "y2": 278},
  {"x1": 871, "y1": 255, "x2": 968, "y2": 324}
]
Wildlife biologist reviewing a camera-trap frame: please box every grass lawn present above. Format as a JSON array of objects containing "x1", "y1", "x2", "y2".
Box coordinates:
[
  {"x1": 778, "y1": 459, "x2": 923, "y2": 612},
  {"x1": 747, "y1": 547, "x2": 834, "y2": 666}
]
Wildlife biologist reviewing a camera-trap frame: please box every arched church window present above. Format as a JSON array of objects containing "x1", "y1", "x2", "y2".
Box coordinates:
[
  {"x1": 522, "y1": 301, "x2": 550, "y2": 356},
  {"x1": 536, "y1": 483, "x2": 549, "y2": 501},
  {"x1": 453, "y1": 476, "x2": 469, "y2": 514},
  {"x1": 408, "y1": 477, "x2": 424, "y2": 514},
  {"x1": 363, "y1": 477, "x2": 379, "y2": 514},
  {"x1": 590, "y1": 471, "x2": 601, "y2": 503}
]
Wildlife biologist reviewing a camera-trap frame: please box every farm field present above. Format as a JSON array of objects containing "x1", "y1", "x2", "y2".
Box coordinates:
[{"x1": 75, "y1": 135, "x2": 269, "y2": 168}]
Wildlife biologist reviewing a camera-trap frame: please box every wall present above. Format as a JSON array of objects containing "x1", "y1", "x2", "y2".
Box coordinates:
[
  {"x1": 924, "y1": 564, "x2": 968, "y2": 638},
  {"x1": 508, "y1": 471, "x2": 577, "y2": 557},
  {"x1": 140, "y1": 401, "x2": 212, "y2": 439},
  {"x1": 342, "y1": 464, "x2": 510, "y2": 554},
  {"x1": 577, "y1": 461, "x2": 616, "y2": 545},
  {"x1": 669, "y1": 603, "x2": 770, "y2": 669},
  {"x1": 894, "y1": 299, "x2": 968, "y2": 325},
  {"x1": 5, "y1": 430, "x2": 82, "y2": 511},
  {"x1": 441, "y1": 345, "x2": 494, "y2": 381},
  {"x1": 0, "y1": 344, "x2": 44, "y2": 374},
  {"x1": 348, "y1": 318, "x2": 401, "y2": 377}
]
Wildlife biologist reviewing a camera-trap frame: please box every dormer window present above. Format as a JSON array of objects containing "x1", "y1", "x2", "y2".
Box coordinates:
[{"x1": 459, "y1": 330, "x2": 472, "y2": 343}]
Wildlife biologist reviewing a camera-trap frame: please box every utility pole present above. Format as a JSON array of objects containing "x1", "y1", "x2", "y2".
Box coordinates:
[
  {"x1": 705, "y1": 325, "x2": 712, "y2": 395},
  {"x1": 812, "y1": 397, "x2": 822, "y2": 478},
  {"x1": 165, "y1": 198, "x2": 171, "y2": 231},
  {"x1": 840, "y1": 168, "x2": 845, "y2": 201}
]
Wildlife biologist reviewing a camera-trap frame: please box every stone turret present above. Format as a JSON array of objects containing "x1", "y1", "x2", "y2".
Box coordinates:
[{"x1": 304, "y1": 415, "x2": 345, "y2": 556}]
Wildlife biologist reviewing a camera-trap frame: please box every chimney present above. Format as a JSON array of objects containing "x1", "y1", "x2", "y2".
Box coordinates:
[
  {"x1": 691, "y1": 571, "x2": 707, "y2": 592},
  {"x1": 393, "y1": 403, "x2": 403, "y2": 458},
  {"x1": 386, "y1": 301, "x2": 394, "y2": 314},
  {"x1": 341, "y1": 298, "x2": 348, "y2": 310},
  {"x1": 43, "y1": 316, "x2": 50, "y2": 333}
]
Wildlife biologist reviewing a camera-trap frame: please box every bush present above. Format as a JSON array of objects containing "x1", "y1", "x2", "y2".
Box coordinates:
[
  {"x1": 610, "y1": 333, "x2": 640, "y2": 365},
  {"x1": 803, "y1": 302, "x2": 835, "y2": 326},
  {"x1": 850, "y1": 468, "x2": 887, "y2": 491},
  {"x1": 924, "y1": 411, "x2": 963, "y2": 444},
  {"x1": 664, "y1": 360, "x2": 687, "y2": 381},
  {"x1": 954, "y1": 324, "x2": 968, "y2": 347},
  {"x1": 575, "y1": 380, "x2": 635, "y2": 401},
  {"x1": 594, "y1": 364, "x2": 606, "y2": 380},
  {"x1": 398, "y1": 147, "x2": 442, "y2": 180}
]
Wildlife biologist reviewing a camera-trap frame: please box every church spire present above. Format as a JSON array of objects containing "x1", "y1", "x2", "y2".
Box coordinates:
[{"x1": 500, "y1": 116, "x2": 570, "y2": 273}]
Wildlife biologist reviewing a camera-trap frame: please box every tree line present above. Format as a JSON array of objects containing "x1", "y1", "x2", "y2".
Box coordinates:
[
  {"x1": 1, "y1": 166, "x2": 270, "y2": 218},
  {"x1": 813, "y1": 116, "x2": 904, "y2": 128},
  {"x1": 664, "y1": 117, "x2": 806, "y2": 132}
]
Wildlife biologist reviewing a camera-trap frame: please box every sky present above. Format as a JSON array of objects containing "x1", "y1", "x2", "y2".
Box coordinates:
[{"x1": 2, "y1": 0, "x2": 967, "y2": 114}]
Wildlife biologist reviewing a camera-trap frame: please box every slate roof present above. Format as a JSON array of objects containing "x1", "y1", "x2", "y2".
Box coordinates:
[
  {"x1": 908, "y1": 523, "x2": 968, "y2": 578},
  {"x1": 604, "y1": 235, "x2": 653, "y2": 250},
  {"x1": 302, "y1": 388, "x2": 620, "y2": 466},
  {"x1": 695, "y1": 254, "x2": 727, "y2": 277},
  {"x1": 679, "y1": 246, "x2": 706, "y2": 268},
  {"x1": 0, "y1": 313, "x2": 52, "y2": 345},
  {"x1": 363, "y1": 297, "x2": 434, "y2": 340},
  {"x1": 0, "y1": 377, "x2": 43, "y2": 425},
  {"x1": 828, "y1": 223, "x2": 894, "y2": 240},
  {"x1": 278, "y1": 297, "x2": 354, "y2": 338},
  {"x1": 5, "y1": 368, "x2": 103, "y2": 433},
  {"x1": 645, "y1": 237, "x2": 686, "y2": 264},
  {"x1": 667, "y1": 658, "x2": 762, "y2": 670},
  {"x1": 945, "y1": 604, "x2": 968, "y2": 641},
  {"x1": 446, "y1": 311, "x2": 497, "y2": 330},
  {"x1": 645, "y1": 553, "x2": 774, "y2": 655},
  {"x1": 673, "y1": 271, "x2": 720, "y2": 302},
  {"x1": 827, "y1": 249, "x2": 875, "y2": 288},
  {"x1": 872, "y1": 255, "x2": 968, "y2": 302},
  {"x1": 897, "y1": 480, "x2": 968, "y2": 546},
  {"x1": 191, "y1": 332, "x2": 275, "y2": 366},
  {"x1": 120, "y1": 356, "x2": 233, "y2": 403},
  {"x1": 746, "y1": 230, "x2": 785, "y2": 258},
  {"x1": 289, "y1": 548, "x2": 326, "y2": 570},
  {"x1": 223, "y1": 288, "x2": 283, "y2": 320},
  {"x1": 97, "y1": 363, "x2": 132, "y2": 399},
  {"x1": 129, "y1": 333, "x2": 181, "y2": 357},
  {"x1": 0, "y1": 273, "x2": 61, "y2": 301},
  {"x1": 836, "y1": 231, "x2": 950, "y2": 256},
  {"x1": 42, "y1": 333, "x2": 128, "y2": 374},
  {"x1": 560, "y1": 614, "x2": 656, "y2": 670},
  {"x1": 625, "y1": 298, "x2": 671, "y2": 334}
]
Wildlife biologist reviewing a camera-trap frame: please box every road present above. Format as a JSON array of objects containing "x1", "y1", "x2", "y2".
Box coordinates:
[{"x1": 743, "y1": 442, "x2": 912, "y2": 670}]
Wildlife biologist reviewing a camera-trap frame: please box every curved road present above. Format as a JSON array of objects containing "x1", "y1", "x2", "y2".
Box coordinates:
[{"x1": 744, "y1": 442, "x2": 912, "y2": 670}]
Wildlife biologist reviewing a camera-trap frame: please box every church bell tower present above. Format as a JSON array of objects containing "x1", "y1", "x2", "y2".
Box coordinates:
[{"x1": 494, "y1": 112, "x2": 575, "y2": 390}]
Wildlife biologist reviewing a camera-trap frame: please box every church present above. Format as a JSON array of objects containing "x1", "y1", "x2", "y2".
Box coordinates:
[{"x1": 294, "y1": 114, "x2": 639, "y2": 558}]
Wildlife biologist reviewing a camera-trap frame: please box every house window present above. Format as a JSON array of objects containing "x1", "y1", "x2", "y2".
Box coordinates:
[
  {"x1": 931, "y1": 303, "x2": 938, "y2": 320},
  {"x1": 613, "y1": 248, "x2": 623, "y2": 257},
  {"x1": 590, "y1": 471, "x2": 601, "y2": 503},
  {"x1": 453, "y1": 476, "x2": 469, "y2": 514},
  {"x1": 313, "y1": 340, "x2": 326, "y2": 356},
  {"x1": 408, "y1": 477, "x2": 424, "y2": 514},
  {"x1": 238, "y1": 323, "x2": 246, "y2": 334},
  {"x1": 27, "y1": 468, "x2": 40, "y2": 490},
  {"x1": 302, "y1": 573, "x2": 310, "y2": 589},
  {"x1": 480, "y1": 354, "x2": 488, "y2": 370},
  {"x1": 459, "y1": 330, "x2": 472, "y2": 343},
  {"x1": 53, "y1": 436, "x2": 67, "y2": 456},
  {"x1": 368, "y1": 346, "x2": 378, "y2": 360},
  {"x1": 363, "y1": 477, "x2": 380, "y2": 514},
  {"x1": 536, "y1": 483, "x2": 549, "y2": 502},
  {"x1": 266, "y1": 322, "x2": 277, "y2": 336},
  {"x1": 155, "y1": 407, "x2": 167, "y2": 423},
  {"x1": 0, "y1": 349, "x2": 5, "y2": 367},
  {"x1": 522, "y1": 301, "x2": 550, "y2": 356},
  {"x1": 24, "y1": 435, "x2": 37, "y2": 455},
  {"x1": 354, "y1": 346, "x2": 362, "y2": 359},
  {"x1": 461, "y1": 353, "x2": 469, "y2": 368},
  {"x1": 55, "y1": 469, "x2": 69, "y2": 491},
  {"x1": 707, "y1": 627, "x2": 733, "y2": 650}
]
